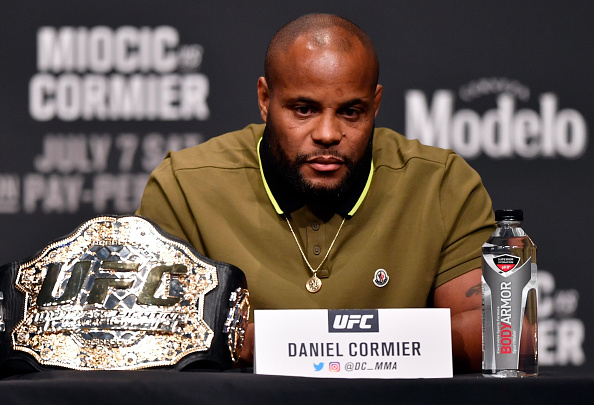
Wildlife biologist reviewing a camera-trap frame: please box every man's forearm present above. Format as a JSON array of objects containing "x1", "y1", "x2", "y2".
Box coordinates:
[{"x1": 451, "y1": 308, "x2": 482, "y2": 373}]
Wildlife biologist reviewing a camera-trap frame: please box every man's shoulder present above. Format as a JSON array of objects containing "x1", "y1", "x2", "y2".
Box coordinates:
[
  {"x1": 168, "y1": 124, "x2": 264, "y2": 171},
  {"x1": 373, "y1": 127, "x2": 455, "y2": 169}
]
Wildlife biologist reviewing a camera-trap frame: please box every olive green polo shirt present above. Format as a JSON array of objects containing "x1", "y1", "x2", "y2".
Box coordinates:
[{"x1": 137, "y1": 124, "x2": 495, "y2": 312}]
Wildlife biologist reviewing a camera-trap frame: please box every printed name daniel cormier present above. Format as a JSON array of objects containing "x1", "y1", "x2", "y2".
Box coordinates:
[{"x1": 288, "y1": 341, "x2": 421, "y2": 357}]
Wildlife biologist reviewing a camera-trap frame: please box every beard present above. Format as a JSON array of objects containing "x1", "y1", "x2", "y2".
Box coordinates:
[{"x1": 264, "y1": 118, "x2": 373, "y2": 204}]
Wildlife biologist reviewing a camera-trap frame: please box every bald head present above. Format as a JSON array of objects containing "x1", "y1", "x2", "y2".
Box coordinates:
[{"x1": 264, "y1": 14, "x2": 379, "y2": 91}]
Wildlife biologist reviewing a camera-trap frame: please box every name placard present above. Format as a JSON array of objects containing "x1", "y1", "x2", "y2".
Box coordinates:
[{"x1": 254, "y1": 308, "x2": 452, "y2": 378}]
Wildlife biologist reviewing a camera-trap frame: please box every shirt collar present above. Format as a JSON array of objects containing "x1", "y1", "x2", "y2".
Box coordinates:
[{"x1": 257, "y1": 137, "x2": 374, "y2": 218}]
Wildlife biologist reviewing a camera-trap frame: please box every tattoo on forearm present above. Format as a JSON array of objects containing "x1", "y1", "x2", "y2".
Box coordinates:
[{"x1": 465, "y1": 283, "x2": 481, "y2": 298}]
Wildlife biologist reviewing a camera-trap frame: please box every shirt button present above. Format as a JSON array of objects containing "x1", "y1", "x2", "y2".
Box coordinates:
[
  {"x1": 313, "y1": 245, "x2": 321, "y2": 255},
  {"x1": 312, "y1": 222, "x2": 320, "y2": 231}
]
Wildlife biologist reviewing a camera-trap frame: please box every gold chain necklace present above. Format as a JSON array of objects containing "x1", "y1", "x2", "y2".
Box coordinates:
[{"x1": 284, "y1": 215, "x2": 346, "y2": 293}]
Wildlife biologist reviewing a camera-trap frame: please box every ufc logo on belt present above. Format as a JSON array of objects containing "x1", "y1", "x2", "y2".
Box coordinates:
[
  {"x1": 328, "y1": 309, "x2": 379, "y2": 333},
  {"x1": 36, "y1": 260, "x2": 187, "y2": 307}
]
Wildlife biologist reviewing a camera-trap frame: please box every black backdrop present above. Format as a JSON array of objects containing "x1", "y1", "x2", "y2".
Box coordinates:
[{"x1": 0, "y1": 0, "x2": 591, "y2": 372}]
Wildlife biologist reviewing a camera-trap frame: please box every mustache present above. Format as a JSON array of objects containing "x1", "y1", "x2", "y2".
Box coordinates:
[{"x1": 293, "y1": 149, "x2": 352, "y2": 165}]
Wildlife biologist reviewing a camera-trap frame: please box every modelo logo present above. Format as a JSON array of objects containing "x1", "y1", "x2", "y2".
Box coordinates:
[
  {"x1": 328, "y1": 309, "x2": 379, "y2": 333},
  {"x1": 405, "y1": 78, "x2": 588, "y2": 159}
]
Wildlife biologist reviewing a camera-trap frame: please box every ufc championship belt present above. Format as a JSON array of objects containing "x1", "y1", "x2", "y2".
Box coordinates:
[{"x1": 0, "y1": 216, "x2": 249, "y2": 374}]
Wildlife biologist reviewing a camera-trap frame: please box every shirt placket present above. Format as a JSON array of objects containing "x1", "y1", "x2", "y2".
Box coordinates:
[{"x1": 292, "y1": 209, "x2": 341, "y2": 279}]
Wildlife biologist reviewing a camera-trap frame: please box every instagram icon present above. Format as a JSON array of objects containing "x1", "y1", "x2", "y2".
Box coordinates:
[{"x1": 329, "y1": 362, "x2": 341, "y2": 372}]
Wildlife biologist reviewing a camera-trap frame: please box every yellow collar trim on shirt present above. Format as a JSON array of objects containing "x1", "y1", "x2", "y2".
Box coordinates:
[{"x1": 257, "y1": 137, "x2": 374, "y2": 217}]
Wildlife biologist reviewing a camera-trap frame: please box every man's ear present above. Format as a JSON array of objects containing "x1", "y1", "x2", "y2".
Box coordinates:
[
  {"x1": 257, "y1": 77, "x2": 270, "y2": 123},
  {"x1": 373, "y1": 84, "x2": 383, "y2": 118}
]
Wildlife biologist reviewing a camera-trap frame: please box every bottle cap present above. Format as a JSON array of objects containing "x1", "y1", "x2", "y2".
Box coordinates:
[{"x1": 495, "y1": 209, "x2": 523, "y2": 221}]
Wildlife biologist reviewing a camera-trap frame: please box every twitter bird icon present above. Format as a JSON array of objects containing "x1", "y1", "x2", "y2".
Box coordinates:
[{"x1": 313, "y1": 363, "x2": 324, "y2": 371}]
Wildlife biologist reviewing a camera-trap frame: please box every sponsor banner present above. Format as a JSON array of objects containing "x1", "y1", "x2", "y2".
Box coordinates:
[
  {"x1": 254, "y1": 309, "x2": 452, "y2": 378},
  {"x1": 0, "y1": 132, "x2": 202, "y2": 215},
  {"x1": 0, "y1": 24, "x2": 208, "y2": 216},
  {"x1": 538, "y1": 270, "x2": 586, "y2": 367},
  {"x1": 405, "y1": 79, "x2": 588, "y2": 160},
  {"x1": 30, "y1": 26, "x2": 209, "y2": 122}
]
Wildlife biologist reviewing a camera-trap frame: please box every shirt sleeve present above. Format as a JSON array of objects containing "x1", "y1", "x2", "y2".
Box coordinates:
[
  {"x1": 433, "y1": 152, "x2": 496, "y2": 288},
  {"x1": 135, "y1": 154, "x2": 199, "y2": 248}
]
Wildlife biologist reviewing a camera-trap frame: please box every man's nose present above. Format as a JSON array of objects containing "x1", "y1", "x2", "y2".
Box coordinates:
[{"x1": 311, "y1": 112, "x2": 342, "y2": 146}]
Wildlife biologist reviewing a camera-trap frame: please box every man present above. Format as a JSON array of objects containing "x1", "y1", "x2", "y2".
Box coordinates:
[{"x1": 137, "y1": 13, "x2": 495, "y2": 372}]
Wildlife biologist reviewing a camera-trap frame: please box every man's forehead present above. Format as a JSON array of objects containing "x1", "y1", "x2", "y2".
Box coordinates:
[
  {"x1": 278, "y1": 35, "x2": 370, "y2": 77},
  {"x1": 273, "y1": 45, "x2": 375, "y2": 93},
  {"x1": 286, "y1": 28, "x2": 357, "y2": 56}
]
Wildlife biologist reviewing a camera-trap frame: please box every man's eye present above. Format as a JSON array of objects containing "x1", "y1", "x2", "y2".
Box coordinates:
[
  {"x1": 296, "y1": 106, "x2": 312, "y2": 115},
  {"x1": 342, "y1": 108, "x2": 360, "y2": 118}
]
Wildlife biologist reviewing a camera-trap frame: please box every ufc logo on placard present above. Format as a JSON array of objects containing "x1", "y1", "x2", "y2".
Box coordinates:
[{"x1": 328, "y1": 310, "x2": 379, "y2": 333}]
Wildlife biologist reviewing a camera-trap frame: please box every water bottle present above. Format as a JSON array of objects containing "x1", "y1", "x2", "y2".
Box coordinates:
[{"x1": 482, "y1": 209, "x2": 538, "y2": 377}]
